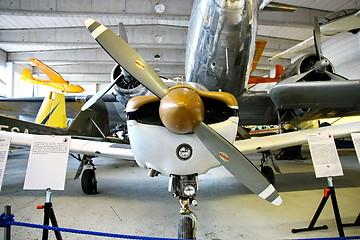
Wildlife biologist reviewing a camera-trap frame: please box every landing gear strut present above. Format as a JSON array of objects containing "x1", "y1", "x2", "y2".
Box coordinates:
[
  {"x1": 260, "y1": 151, "x2": 281, "y2": 185},
  {"x1": 71, "y1": 154, "x2": 98, "y2": 194},
  {"x1": 169, "y1": 174, "x2": 198, "y2": 239},
  {"x1": 178, "y1": 198, "x2": 198, "y2": 239}
]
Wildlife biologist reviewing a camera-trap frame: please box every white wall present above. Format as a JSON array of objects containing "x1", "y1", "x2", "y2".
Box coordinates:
[{"x1": 0, "y1": 49, "x2": 6, "y2": 97}]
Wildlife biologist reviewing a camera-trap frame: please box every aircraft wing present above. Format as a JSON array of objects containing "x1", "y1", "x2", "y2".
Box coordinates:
[
  {"x1": 0, "y1": 131, "x2": 134, "y2": 160},
  {"x1": 268, "y1": 35, "x2": 332, "y2": 61},
  {"x1": 0, "y1": 96, "x2": 84, "y2": 121},
  {"x1": 235, "y1": 121, "x2": 360, "y2": 154},
  {"x1": 29, "y1": 58, "x2": 66, "y2": 83},
  {"x1": 2, "y1": 121, "x2": 359, "y2": 163},
  {"x1": 269, "y1": 9, "x2": 360, "y2": 60}
]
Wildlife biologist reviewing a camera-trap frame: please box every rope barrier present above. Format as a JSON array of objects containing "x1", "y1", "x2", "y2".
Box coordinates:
[
  {"x1": 0, "y1": 212, "x2": 182, "y2": 240},
  {"x1": 2, "y1": 212, "x2": 359, "y2": 240}
]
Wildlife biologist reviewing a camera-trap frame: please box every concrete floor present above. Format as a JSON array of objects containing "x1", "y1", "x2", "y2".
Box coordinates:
[{"x1": 0, "y1": 147, "x2": 360, "y2": 240}]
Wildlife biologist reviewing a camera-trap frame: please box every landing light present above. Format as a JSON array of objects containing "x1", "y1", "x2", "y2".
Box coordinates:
[
  {"x1": 177, "y1": 144, "x2": 193, "y2": 160},
  {"x1": 184, "y1": 185, "x2": 196, "y2": 197}
]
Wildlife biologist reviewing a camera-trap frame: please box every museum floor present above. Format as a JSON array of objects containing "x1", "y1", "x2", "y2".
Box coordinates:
[{"x1": 1, "y1": 146, "x2": 359, "y2": 240}]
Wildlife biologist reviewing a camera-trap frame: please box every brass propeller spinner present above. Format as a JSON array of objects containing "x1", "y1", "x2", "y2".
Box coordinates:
[{"x1": 159, "y1": 86, "x2": 205, "y2": 134}]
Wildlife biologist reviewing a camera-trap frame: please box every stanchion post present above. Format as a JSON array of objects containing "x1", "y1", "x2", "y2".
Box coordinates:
[
  {"x1": 42, "y1": 189, "x2": 51, "y2": 240},
  {"x1": 40, "y1": 188, "x2": 62, "y2": 240},
  {"x1": 327, "y1": 177, "x2": 345, "y2": 237},
  {"x1": 291, "y1": 177, "x2": 346, "y2": 237},
  {"x1": 4, "y1": 205, "x2": 11, "y2": 240}
]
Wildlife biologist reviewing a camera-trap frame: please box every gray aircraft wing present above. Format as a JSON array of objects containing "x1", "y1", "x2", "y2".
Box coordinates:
[{"x1": 0, "y1": 94, "x2": 126, "y2": 130}]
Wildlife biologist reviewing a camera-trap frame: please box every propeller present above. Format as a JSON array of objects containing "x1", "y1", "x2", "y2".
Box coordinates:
[
  {"x1": 312, "y1": 16, "x2": 330, "y2": 74},
  {"x1": 313, "y1": 16, "x2": 322, "y2": 61},
  {"x1": 81, "y1": 19, "x2": 169, "y2": 111},
  {"x1": 85, "y1": 19, "x2": 282, "y2": 205},
  {"x1": 81, "y1": 78, "x2": 119, "y2": 111}
]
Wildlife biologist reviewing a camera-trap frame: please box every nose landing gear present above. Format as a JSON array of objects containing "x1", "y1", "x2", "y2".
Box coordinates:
[
  {"x1": 178, "y1": 198, "x2": 198, "y2": 239},
  {"x1": 169, "y1": 174, "x2": 199, "y2": 239}
]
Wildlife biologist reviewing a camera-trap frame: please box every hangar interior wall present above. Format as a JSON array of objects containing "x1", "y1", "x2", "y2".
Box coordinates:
[
  {"x1": 0, "y1": 50, "x2": 6, "y2": 97},
  {"x1": 323, "y1": 32, "x2": 360, "y2": 79}
]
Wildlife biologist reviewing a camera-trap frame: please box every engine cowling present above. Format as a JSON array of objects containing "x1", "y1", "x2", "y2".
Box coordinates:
[
  {"x1": 280, "y1": 54, "x2": 335, "y2": 81},
  {"x1": 111, "y1": 64, "x2": 147, "y2": 105},
  {"x1": 269, "y1": 53, "x2": 353, "y2": 113}
]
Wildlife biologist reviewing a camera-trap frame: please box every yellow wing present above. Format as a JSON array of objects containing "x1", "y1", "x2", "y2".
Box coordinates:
[{"x1": 29, "y1": 58, "x2": 66, "y2": 83}]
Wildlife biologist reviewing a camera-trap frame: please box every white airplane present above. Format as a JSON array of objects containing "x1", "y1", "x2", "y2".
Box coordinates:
[{"x1": 269, "y1": 9, "x2": 360, "y2": 61}]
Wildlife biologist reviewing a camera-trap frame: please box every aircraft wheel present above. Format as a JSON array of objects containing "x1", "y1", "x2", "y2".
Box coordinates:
[
  {"x1": 178, "y1": 216, "x2": 195, "y2": 239},
  {"x1": 261, "y1": 166, "x2": 275, "y2": 185},
  {"x1": 81, "y1": 169, "x2": 97, "y2": 194}
]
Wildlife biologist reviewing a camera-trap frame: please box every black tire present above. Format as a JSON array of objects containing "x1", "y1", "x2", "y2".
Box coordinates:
[
  {"x1": 178, "y1": 216, "x2": 194, "y2": 239},
  {"x1": 81, "y1": 169, "x2": 97, "y2": 194},
  {"x1": 261, "y1": 166, "x2": 275, "y2": 185}
]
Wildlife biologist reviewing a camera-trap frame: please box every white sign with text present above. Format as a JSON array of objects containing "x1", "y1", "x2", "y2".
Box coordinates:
[
  {"x1": 24, "y1": 135, "x2": 71, "y2": 190},
  {"x1": 351, "y1": 133, "x2": 360, "y2": 164},
  {"x1": 307, "y1": 133, "x2": 343, "y2": 178},
  {"x1": 0, "y1": 138, "x2": 10, "y2": 191}
]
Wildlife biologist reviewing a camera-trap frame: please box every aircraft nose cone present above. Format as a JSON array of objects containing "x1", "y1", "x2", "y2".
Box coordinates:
[{"x1": 159, "y1": 87, "x2": 204, "y2": 134}]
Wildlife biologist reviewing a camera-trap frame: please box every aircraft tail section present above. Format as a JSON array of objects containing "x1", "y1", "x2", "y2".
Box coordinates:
[
  {"x1": 21, "y1": 68, "x2": 36, "y2": 81},
  {"x1": 1, "y1": 95, "x2": 110, "y2": 138},
  {"x1": 35, "y1": 91, "x2": 67, "y2": 128},
  {"x1": 68, "y1": 99, "x2": 110, "y2": 138},
  {"x1": 275, "y1": 65, "x2": 285, "y2": 79}
]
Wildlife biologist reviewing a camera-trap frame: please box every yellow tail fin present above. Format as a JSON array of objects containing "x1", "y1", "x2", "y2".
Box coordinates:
[
  {"x1": 21, "y1": 68, "x2": 35, "y2": 81},
  {"x1": 35, "y1": 91, "x2": 67, "y2": 128}
]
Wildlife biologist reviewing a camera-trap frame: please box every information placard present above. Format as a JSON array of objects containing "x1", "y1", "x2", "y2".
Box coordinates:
[
  {"x1": 307, "y1": 133, "x2": 343, "y2": 178},
  {"x1": 0, "y1": 138, "x2": 10, "y2": 191},
  {"x1": 24, "y1": 135, "x2": 71, "y2": 190},
  {"x1": 351, "y1": 133, "x2": 360, "y2": 164}
]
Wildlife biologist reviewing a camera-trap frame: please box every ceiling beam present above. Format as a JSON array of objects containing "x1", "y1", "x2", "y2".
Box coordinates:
[
  {"x1": 259, "y1": 7, "x2": 331, "y2": 28},
  {"x1": 0, "y1": 25, "x2": 187, "y2": 46},
  {"x1": 8, "y1": 47, "x2": 185, "y2": 62},
  {"x1": 0, "y1": 0, "x2": 194, "y2": 16}
]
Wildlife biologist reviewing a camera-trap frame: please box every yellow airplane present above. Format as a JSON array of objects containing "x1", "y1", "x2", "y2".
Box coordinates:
[{"x1": 21, "y1": 58, "x2": 84, "y2": 93}]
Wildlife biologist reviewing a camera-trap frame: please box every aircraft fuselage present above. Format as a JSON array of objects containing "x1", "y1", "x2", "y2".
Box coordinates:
[{"x1": 186, "y1": 0, "x2": 258, "y2": 97}]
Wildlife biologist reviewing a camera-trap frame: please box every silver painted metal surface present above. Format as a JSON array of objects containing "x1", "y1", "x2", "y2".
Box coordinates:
[{"x1": 186, "y1": 0, "x2": 258, "y2": 97}]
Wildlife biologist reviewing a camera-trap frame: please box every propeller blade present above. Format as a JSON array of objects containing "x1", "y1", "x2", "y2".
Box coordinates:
[
  {"x1": 194, "y1": 122, "x2": 282, "y2": 205},
  {"x1": 81, "y1": 80, "x2": 118, "y2": 111},
  {"x1": 313, "y1": 16, "x2": 322, "y2": 61},
  {"x1": 118, "y1": 22, "x2": 128, "y2": 43},
  {"x1": 85, "y1": 19, "x2": 168, "y2": 98}
]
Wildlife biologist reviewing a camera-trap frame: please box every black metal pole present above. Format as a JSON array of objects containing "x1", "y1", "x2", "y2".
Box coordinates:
[
  {"x1": 307, "y1": 193, "x2": 329, "y2": 230},
  {"x1": 343, "y1": 213, "x2": 360, "y2": 227},
  {"x1": 42, "y1": 202, "x2": 50, "y2": 240},
  {"x1": 291, "y1": 191, "x2": 329, "y2": 233},
  {"x1": 41, "y1": 188, "x2": 52, "y2": 240},
  {"x1": 49, "y1": 207, "x2": 62, "y2": 240},
  {"x1": 4, "y1": 205, "x2": 11, "y2": 240},
  {"x1": 329, "y1": 186, "x2": 345, "y2": 237}
]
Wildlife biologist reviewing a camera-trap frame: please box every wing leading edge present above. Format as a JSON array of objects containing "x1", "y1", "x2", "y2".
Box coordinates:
[
  {"x1": 0, "y1": 131, "x2": 134, "y2": 160},
  {"x1": 2, "y1": 120, "x2": 360, "y2": 162}
]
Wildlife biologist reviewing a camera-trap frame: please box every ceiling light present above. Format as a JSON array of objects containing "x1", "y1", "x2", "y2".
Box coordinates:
[
  {"x1": 154, "y1": 54, "x2": 161, "y2": 60},
  {"x1": 155, "y1": 35, "x2": 163, "y2": 44},
  {"x1": 154, "y1": 3, "x2": 166, "y2": 14}
]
